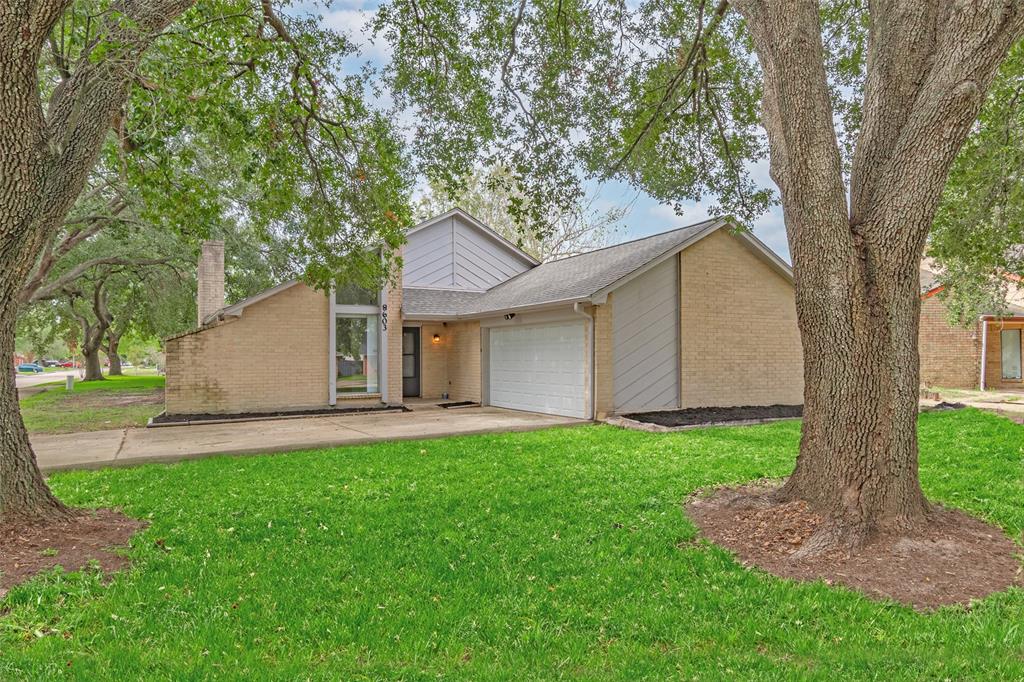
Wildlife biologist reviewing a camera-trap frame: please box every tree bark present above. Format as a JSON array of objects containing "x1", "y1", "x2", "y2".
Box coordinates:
[
  {"x1": 106, "y1": 332, "x2": 123, "y2": 376},
  {"x1": 0, "y1": 301, "x2": 70, "y2": 524},
  {"x1": 0, "y1": 0, "x2": 195, "y2": 524},
  {"x1": 731, "y1": 0, "x2": 1024, "y2": 550}
]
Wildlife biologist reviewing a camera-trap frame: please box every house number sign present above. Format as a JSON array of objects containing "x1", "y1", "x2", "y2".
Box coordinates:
[{"x1": 381, "y1": 304, "x2": 388, "y2": 331}]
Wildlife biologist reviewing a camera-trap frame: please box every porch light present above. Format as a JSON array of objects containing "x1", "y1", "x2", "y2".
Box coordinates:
[{"x1": 432, "y1": 333, "x2": 441, "y2": 344}]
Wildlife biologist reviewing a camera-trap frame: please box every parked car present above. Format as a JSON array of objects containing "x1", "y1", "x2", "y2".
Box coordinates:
[
  {"x1": 42, "y1": 359, "x2": 61, "y2": 367},
  {"x1": 122, "y1": 361, "x2": 134, "y2": 368},
  {"x1": 58, "y1": 360, "x2": 75, "y2": 368},
  {"x1": 17, "y1": 363, "x2": 45, "y2": 373}
]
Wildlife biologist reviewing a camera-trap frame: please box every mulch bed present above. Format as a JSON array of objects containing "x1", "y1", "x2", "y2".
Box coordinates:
[
  {"x1": 625, "y1": 404, "x2": 803, "y2": 428},
  {"x1": 687, "y1": 484, "x2": 1024, "y2": 610},
  {"x1": 439, "y1": 401, "x2": 480, "y2": 409},
  {"x1": 0, "y1": 509, "x2": 146, "y2": 599},
  {"x1": 151, "y1": 403, "x2": 409, "y2": 425}
]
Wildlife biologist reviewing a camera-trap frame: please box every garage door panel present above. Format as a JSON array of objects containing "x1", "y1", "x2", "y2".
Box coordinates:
[{"x1": 489, "y1": 322, "x2": 586, "y2": 418}]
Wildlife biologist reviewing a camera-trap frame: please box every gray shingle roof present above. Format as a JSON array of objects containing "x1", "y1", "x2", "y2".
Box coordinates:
[
  {"x1": 402, "y1": 218, "x2": 725, "y2": 318},
  {"x1": 402, "y1": 288, "x2": 486, "y2": 317}
]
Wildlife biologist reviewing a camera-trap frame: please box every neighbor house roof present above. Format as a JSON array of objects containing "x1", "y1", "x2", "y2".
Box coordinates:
[
  {"x1": 919, "y1": 262, "x2": 1024, "y2": 317},
  {"x1": 402, "y1": 218, "x2": 793, "y2": 318}
]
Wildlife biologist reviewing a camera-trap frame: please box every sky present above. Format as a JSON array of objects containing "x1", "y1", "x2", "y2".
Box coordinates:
[{"x1": 315, "y1": 0, "x2": 791, "y2": 261}]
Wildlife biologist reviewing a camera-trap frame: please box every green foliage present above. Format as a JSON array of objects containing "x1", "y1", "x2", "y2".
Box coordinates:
[
  {"x1": 42, "y1": 0, "x2": 416, "y2": 295},
  {"x1": 930, "y1": 42, "x2": 1024, "y2": 322},
  {"x1": 374, "y1": 0, "x2": 878, "y2": 237},
  {"x1": 1, "y1": 411, "x2": 1023, "y2": 677}
]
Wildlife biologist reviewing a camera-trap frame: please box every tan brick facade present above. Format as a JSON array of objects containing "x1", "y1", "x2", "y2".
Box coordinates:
[
  {"x1": 197, "y1": 240, "x2": 225, "y2": 326},
  {"x1": 918, "y1": 293, "x2": 980, "y2": 389},
  {"x1": 592, "y1": 297, "x2": 613, "y2": 419},
  {"x1": 678, "y1": 230, "x2": 804, "y2": 408},
  {"x1": 166, "y1": 283, "x2": 329, "y2": 414},
  {"x1": 445, "y1": 321, "x2": 481, "y2": 402},
  {"x1": 984, "y1": 319, "x2": 1024, "y2": 390},
  {"x1": 418, "y1": 322, "x2": 448, "y2": 399},
  {"x1": 383, "y1": 276, "x2": 404, "y2": 404}
]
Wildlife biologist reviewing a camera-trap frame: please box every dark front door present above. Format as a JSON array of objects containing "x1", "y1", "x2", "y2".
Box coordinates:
[{"x1": 402, "y1": 327, "x2": 420, "y2": 397}]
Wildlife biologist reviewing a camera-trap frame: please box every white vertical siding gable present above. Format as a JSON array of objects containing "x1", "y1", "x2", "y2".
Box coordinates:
[{"x1": 402, "y1": 212, "x2": 534, "y2": 291}]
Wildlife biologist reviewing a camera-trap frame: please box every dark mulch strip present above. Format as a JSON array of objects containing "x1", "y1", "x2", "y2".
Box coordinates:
[
  {"x1": 438, "y1": 401, "x2": 480, "y2": 409},
  {"x1": 625, "y1": 404, "x2": 803, "y2": 427},
  {"x1": 0, "y1": 509, "x2": 147, "y2": 599},
  {"x1": 687, "y1": 484, "x2": 1024, "y2": 610},
  {"x1": 152, "y1": 403, "x2": 409, "y2": 425}
]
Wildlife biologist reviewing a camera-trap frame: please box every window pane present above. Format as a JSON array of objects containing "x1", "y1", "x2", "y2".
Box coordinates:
[
  {"x1": 336, "y1": 315, "x2": 380, "y2": 393},
  {"x1": 335, "y1": 282, "x2": 377, "y2": 306},
  {"x1": 1001, "y1": 329, "x2": 1022, "y2": 380}
]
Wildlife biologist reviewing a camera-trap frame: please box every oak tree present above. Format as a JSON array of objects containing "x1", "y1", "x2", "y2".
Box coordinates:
[{"x1": 377, "y1": 0, "x2": 1024, "y2": 550}]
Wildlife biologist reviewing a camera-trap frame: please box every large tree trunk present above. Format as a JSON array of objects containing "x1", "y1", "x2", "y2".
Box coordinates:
[
  {"x1": 106, "y1": 333, "x2": 122, "y2": 376},
  {"x1": 0, "y1": 0, "x2": 194, "y2": 525},
  {"x1": 732, "y1": 0, "x2": 1024, "y2": 551},
  {"x1": 83, "y1": 346, "x2": 104, "y2": 381},
  {"x1": 0, "y1": 301, "x2": 70, "y2": 524}
]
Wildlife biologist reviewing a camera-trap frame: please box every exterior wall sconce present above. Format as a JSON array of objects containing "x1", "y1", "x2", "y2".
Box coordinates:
[{"x1": 432, "y1": 333, "x2": 441, "y2": 344}]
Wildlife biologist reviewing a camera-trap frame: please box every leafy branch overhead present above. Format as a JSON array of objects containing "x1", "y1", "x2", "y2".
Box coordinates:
[{"x1": 33, "y1": 0, "x2": 416, "y2": 295}]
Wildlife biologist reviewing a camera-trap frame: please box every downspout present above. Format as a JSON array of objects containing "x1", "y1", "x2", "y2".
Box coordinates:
[
  {"x1": 573, "y1": 302, "x2": 596, "y2": 420},
  {"x1": 329, "y1": 284, "x2": 337, "y2": 406},
  {"x1": 979, "y1": 316, "x2": 988, "y2": 391}
]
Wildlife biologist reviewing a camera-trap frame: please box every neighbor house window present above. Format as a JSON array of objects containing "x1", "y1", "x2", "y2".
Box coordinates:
[
  {"x1": 1002, "y1": 329, "x2": 1022, "y2": 380},
  {"x1": 333, "y1": 282, "x2": 382, "y2": 397}
]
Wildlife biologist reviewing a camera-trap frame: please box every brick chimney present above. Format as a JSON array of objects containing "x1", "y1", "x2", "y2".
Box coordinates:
[{"x1": 197, "y1": 240, "x2": 225, "y2": 326}]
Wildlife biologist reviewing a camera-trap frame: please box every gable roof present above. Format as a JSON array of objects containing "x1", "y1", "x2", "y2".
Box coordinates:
[
  {"x1": 404, "y1": 218, "x2": 793, "y2": 318},
  {"x1": 407, "y1": 207, "x2": 540, "y2": 267}
]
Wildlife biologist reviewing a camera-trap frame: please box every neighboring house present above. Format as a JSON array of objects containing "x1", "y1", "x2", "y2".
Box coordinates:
[
  {"x1": 919, "y1": 263, "x2": 1024, "y2": 390},
  {"x1": 164, "y1": 209, "x2": 803, "y2": 418}
]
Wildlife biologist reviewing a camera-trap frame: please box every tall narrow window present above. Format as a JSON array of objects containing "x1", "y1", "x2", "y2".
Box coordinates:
[
  {"x1": 1002, "y1": 329, "x2": 1022, "y2": 380},
  {"x1": 336, "y1": 315, "x2": 380, "y2": 393}
]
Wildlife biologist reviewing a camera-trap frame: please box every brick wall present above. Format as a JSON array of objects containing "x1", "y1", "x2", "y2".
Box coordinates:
[
  {"x1": 383, "y1": 269, "x2": 404, "y2": 404},
  {"x1": 165, "y1": 283, "x2": 330, "y2": 414},
  {"x1": 678, "y1": 230, "x2": 804, "y2": 407},
  {"x1": 197, "y1": 240, "x2": 225, "y2": 326},
  {"x1": 419, "y1": 323, "x2": 448, "y2": 399},
  {"x1": 445, "y1": 321, "x2": 481, "y2": 402},
  {"x1": 918, "y1": 294, "x2": 980, "y2": 389},
  {"x1": 593, "y1": 297, "x2": 614, "y2": 419},
  {"x1": 983, "y1": 319, "x2": 1024, "y2": 390}
]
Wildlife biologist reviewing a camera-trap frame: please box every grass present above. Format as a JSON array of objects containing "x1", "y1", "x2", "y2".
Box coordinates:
[
  {"x1": 19, "y1": 375, "x2": 165, "y2": 434},
  {"x1": 1, "y1": 409, "x2": 1022, "y2": 679}
]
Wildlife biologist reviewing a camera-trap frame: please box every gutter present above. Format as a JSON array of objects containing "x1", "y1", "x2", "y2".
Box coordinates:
[{"x1": 573, "y1": 302, "x2": 596, "y2": 420}]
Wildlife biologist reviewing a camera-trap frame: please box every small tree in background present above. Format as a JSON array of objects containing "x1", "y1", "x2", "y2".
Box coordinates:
[{"x1": 416, "y1": 165, "x2": 629, "y2": 261}]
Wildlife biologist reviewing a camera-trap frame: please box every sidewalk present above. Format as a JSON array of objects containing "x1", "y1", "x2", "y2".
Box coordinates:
[{"x1": 29, "y1": 406, "x2": 586, "y2": 473}]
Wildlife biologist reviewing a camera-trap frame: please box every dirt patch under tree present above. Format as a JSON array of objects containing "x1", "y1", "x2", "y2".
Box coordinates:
[
  {"x1": 687, "y1": 483, "x2": 1023, "y2": 610},
  {"x1": 0, "y1": 509, "x2": 147, "y2": 599}
]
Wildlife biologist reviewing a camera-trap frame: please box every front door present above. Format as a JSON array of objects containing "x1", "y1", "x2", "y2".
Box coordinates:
[{"x1": 402, "y1": 327, "x2": 420, "y2": 397}]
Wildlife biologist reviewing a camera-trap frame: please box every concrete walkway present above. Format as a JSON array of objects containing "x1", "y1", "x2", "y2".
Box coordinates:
[{"x1": 30, "y1": 405, "x2": 586, "y2": 473}]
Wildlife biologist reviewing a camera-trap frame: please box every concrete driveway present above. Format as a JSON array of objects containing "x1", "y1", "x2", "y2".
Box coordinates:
[{"x1": 30, "y1": 405, "x2": 587, "y2": 472}]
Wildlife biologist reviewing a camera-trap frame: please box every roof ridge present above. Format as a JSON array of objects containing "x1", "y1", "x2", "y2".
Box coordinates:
[{"x1": 541, "y1": 217, "x2": 723, "y2": 265}]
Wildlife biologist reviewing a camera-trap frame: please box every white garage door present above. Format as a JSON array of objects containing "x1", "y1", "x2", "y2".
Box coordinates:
[{"x1": 489, "y1": 322, "x2": 587, "y2": 418}]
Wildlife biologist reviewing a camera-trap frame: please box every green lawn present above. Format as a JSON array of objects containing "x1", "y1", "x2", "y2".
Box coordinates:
[
  {"x1": 20, "y1": 375, "x2": 165, "y2": 434},
  {"x1": 2, "y1": 409, "x2": 1023, "y2": 679}
]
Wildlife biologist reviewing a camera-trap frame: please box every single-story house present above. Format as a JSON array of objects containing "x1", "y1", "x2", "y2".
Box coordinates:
[
  {"x1": 164, "y1": 209, "x2": 804, "y2": 419},
  {"x1": 919, "y1": 264, "x2": 1024, "y2": 390}
]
